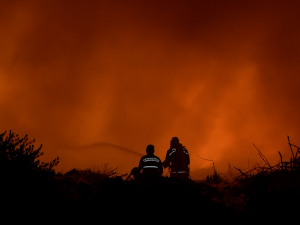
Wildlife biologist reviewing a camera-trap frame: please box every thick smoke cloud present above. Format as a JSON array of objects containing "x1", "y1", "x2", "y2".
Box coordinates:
[{"x1": 1, "y1": 1, "x2": 300, "y2": 179}]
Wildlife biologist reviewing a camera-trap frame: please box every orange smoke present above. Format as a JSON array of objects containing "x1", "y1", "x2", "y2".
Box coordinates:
[{"x1": 1, "y1": 1, "x2": 300, "y2": 179}]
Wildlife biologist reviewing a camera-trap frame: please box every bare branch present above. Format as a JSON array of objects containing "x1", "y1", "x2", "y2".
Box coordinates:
[
  {"x1": 197, "y1": 155, "x2": 215, "y2": 168},
  {"x1": 234, "y1": 166, "x2": 248, "y2": 176},
  {"x1": 106, "y1": 167, "x2": 118, "y2": 177},
  {"x1": 287, "y1": 136, "x2": 295, "y2": 161},
  {"x1": 278, "y1": 151, "x2": 283, "y2": 170},
  {"x1": 293, "y1": 143, "x2": 300, "y2": 159},
  {"x1": 253, "y1": 143, "x2": 272, "y2": 171}
]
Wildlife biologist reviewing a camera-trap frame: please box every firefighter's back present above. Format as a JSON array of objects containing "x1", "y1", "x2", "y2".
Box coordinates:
[
  {"x1": 138, "y1": 145, "x2": 163, "y2": 180},
  {"x1": 170, "y1": 143, "x2": 189, "y2": 179}
]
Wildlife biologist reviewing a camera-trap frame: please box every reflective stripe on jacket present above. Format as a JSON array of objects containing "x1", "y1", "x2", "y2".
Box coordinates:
[
  {"x1": 138, "y1": 154, "x2": 163, "y2": 175},
  {"x1": 163, "y1": 146, "x2": 190, "y2": 173}
]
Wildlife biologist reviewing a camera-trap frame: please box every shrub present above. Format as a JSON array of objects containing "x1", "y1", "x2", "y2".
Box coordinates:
[
  {"x1": 205, "y1": 169, "x2": 223, "y2": 184},
  {"x1": 0, "y1": 130, "x2": 59, "y2": 180}
]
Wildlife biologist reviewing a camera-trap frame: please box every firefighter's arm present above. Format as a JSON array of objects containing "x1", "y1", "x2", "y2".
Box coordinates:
[
  {"x1": 138, "y1": 158, "x2": 143, "y2": 172},
  {"x1": 158, "y1": 161, "x2": 163, "y2": 175},
  {"x1": 162, "y1": 151, "x2": 170, "y2": 168},
  {"x1": 184, "y1": 147, "x2": 190, "y2": 165}
]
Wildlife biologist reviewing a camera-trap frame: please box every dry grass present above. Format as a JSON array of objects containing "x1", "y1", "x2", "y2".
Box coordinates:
[
  {"x1": 58, "y1": 164, "x2": 126, "y2": 184},
  {"x1": 233, "y1": 136, "x2": 300, "y2": 182}
]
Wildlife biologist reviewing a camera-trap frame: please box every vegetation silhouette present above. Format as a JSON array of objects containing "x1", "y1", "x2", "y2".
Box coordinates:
[
  {"x1": 0, "y1": 130, "x2": 59, "y2": 220},
  {"x1": 229, "y1": 136, "x2": 300, "y2": 220},
  {"x1": 197, "y1": 155, "x2": 223, "y2": 185},
  {"x1": 0, "y1": 130, "x2": 59, "y2": 177}
]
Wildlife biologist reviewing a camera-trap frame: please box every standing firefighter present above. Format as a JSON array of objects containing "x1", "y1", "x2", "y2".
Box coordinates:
[
  {"x1": 163, "y1": 137, "x2": 190, "y2": 179},
  {"x1": 138, "y1": 144, "x2": 163, "y2": 180}
]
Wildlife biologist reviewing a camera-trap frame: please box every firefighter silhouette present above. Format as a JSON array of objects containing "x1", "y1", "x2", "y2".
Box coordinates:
[
  {"x1": 163, "y1": 137, "x2": 190, "y2": 179},
  {"x1": 138, "y1": 144, "x2": 163, "y2": 179}
]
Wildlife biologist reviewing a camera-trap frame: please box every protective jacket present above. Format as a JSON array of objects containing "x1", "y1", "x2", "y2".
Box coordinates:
[
  {"x1": 138, "y1": 154, "x2": 163, "y2": 176},
  {"x1": 163, "y1": 145, "x2": 190, "y2": 177}
]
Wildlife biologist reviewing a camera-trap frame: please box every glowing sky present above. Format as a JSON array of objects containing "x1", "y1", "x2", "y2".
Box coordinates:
[{"x1": 1, "y1": 1, "x2": 300, "y2": 179}]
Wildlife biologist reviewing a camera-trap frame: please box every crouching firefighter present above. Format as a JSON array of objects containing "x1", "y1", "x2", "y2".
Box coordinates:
[
  {"x1": 138, "y1": 144, "x2": 163, "y2": 180},
  {"x1": 163, "y1": 137, "x2": 190, "y2": 179}
]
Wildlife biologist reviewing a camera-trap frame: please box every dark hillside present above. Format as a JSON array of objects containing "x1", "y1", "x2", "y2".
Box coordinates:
[{"x1": 1, "y1": 130, "x2": 299, "y2": 224}]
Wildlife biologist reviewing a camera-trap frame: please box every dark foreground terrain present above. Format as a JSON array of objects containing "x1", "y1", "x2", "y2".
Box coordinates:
[
  {"x1": 2, "y1": 169, "x2": 299, "y2": 224},
  {"x1": 1, "y1": 131, "x2": 299, "y2": 224},
  {"x1": 0, "y1": 173, "x2": 234, "y2": 224}
]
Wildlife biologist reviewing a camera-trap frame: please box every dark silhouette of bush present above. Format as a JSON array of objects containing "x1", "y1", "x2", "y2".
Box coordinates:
[
  {"x1": 205, "y1": 169, "x2": 223, "y2": 184},
  {"x1": 230, "y1": 137, "x2": 300, "y2": 221},
  {"x1": 0, "y1": 130, "x2": 60, "y2": 219},
  {"x1": 0, "y1": 130, "x2": 59, "y2": 180}
]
